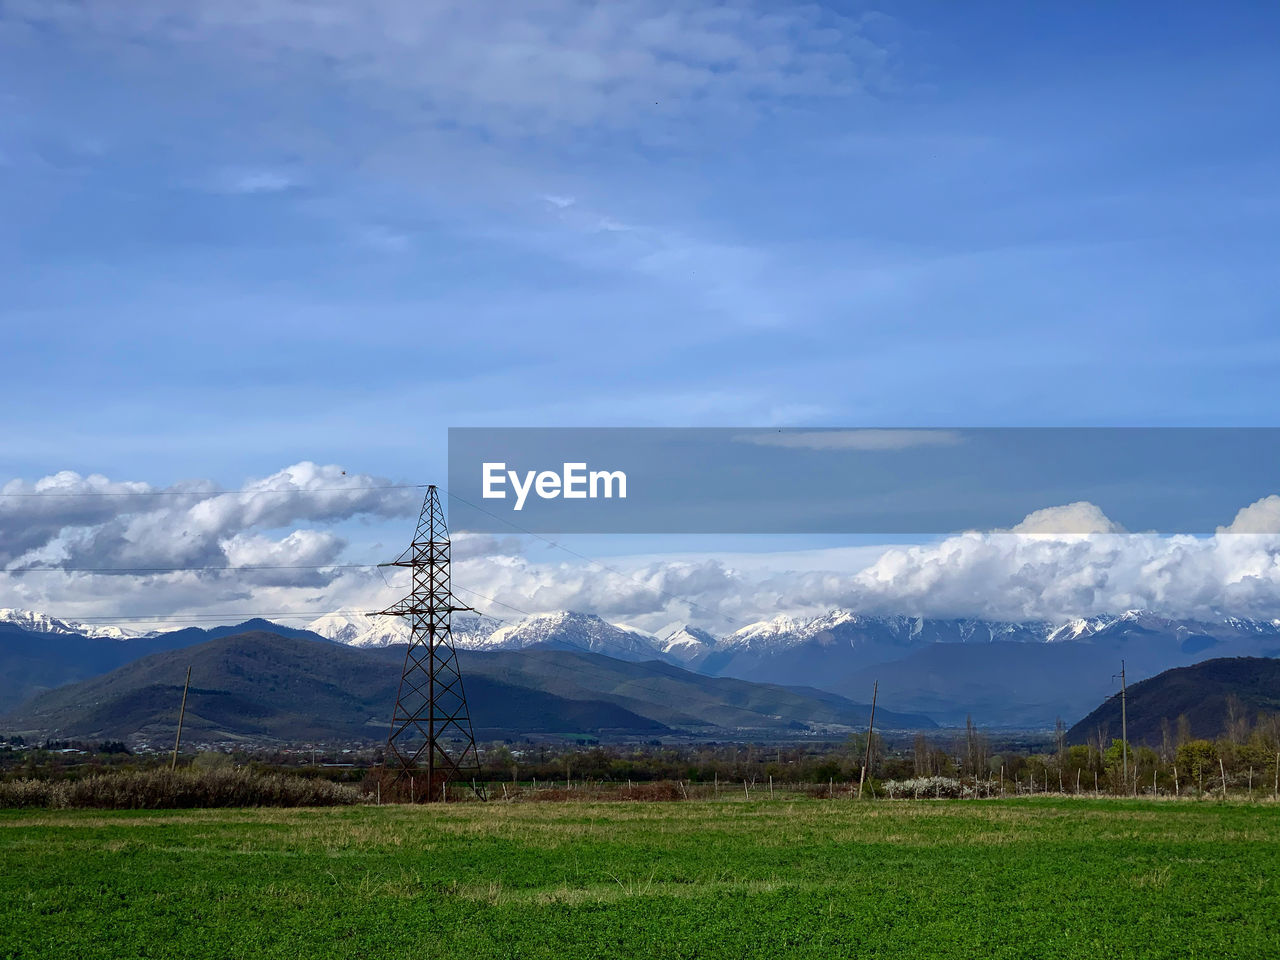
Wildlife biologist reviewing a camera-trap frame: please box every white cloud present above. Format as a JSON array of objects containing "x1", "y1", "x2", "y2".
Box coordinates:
[
  {"x1": 845, "y1": 510, "x2": 1280, "y2": 623},
  {"x1": 1, "y1": 461, "x2": 417, "y2": 573},
  {"x1": 8, "y1": 472, "x2": 1280, "y2": 632},
  {"x1": 208, "y1": 168, "x2": 299, "y2": 195},
  {"x1": 444, "y1": 500, "x2": 1280, "y2": 630},
  {"x1": 1221, "y1": 494, "x2": 1280, "y2": 534},
  {"x1": 1008, "y1": 501, "x2": 1125, "y2": 535}
]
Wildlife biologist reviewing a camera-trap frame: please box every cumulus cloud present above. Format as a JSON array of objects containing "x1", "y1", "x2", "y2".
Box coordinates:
[
  {"x1": 2, "y1": 461, "x2": 417, "y2": 575},
  {"x1": 8, "y1": 475, "x2": 1280, "y2": 632},
  {"x1": 1007, "y1": 501, "x2": 1126, "y2": 535},
  {"x1": 445, "y1": 500, "x2": 1280, "y2": 631},
  {"x1": 0, "y1": 462, "x2": 427, "y2": 627},
  {"x1": 1221, "y1": 495, "x2": 1280, "y2": 534}
]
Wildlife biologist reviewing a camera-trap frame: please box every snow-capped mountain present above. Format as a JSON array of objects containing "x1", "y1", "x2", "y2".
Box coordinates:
[
  {"x1": 480, "y1": 611, "x2": 663, "y2": 661},
  {"x1": 1045, "y1": 610, "x2": 1280, "y2": 645},
  {"x1": 306, "y1": 607, "x2": 662, "y2": 658},
  {"x1": 0, "y1": 608, "x2": 150, "y2": 641},
  {"x1": 721, "y1": 610, "x2": 1048, "y2": 653},
  {"x1": 658, "y1": 624, "x2": 720, "y2": 664},
  {"x1": 304, "y1": 604, "x2": 1280, "y2": 667},
  {"x1": 8, "y1": 601, "x2": 1280, "y2": 727},
  {"x1": 305, "y1": 608, "x2": 399, "y2": 647},
  {"x1": 1045, "y1": 616, "x2": 1111, "y2": 643},
  {"x1": 305, "y1": 607, "x2": 501, "y2": 649}
]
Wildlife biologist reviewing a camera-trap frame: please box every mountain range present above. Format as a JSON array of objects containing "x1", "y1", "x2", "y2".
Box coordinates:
[
  {"x1": 5, "y1": 606, "x2": 1280, "y2": 727},
  {"x1": 298, "y1": 607, "x2": 1280, "y2": 725},
  {"x1": 1, "y1": 630, "x2": 933, "y2": 744}
]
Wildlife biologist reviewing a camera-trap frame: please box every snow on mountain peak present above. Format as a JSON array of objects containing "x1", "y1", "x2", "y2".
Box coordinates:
[
  {"x1": 304, "y1": 607, "x2": 500, "y2": 649},
  {"x1": 659, "y1": 624, "x2": 720, "y2": 663},
  {"x1": 481, "y1": 611, "x2": 662, "y2": 660},
  {"x1": 0, "y1": 608, "x2": 150, "y2": 640}
]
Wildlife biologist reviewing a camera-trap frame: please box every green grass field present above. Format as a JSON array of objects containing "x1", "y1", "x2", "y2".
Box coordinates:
[{"x1": 2, "y1": 798, "x2": 1278, "y2": 959}]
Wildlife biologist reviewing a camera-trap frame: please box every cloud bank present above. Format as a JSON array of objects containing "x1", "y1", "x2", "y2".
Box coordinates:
[
  {"x1": 0, "y1": 463, "x2": 418, "y2": 620},
  {"x1": 4, "y1": 463, "x2": 1280, "y2": 632}
]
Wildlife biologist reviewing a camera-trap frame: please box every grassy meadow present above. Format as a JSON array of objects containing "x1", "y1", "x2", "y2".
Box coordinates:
[{"x1": 2, "y1": 797, "x2": 1278, "y2": 959}]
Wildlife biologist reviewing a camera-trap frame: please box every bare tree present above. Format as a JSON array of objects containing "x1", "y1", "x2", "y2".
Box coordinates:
[
  {"x1": 1227, "y1": 693, "x2": 1251, "y2": 745},
  {"x1": 913, "y1": 733, "x2": 931, "y2": 776},
  {"x1": 1176, "y1": 713, "x2": 1192, "y2": 748},
  {"x1": 964, "y1": 716, "x2": 988, "y2": 778}
]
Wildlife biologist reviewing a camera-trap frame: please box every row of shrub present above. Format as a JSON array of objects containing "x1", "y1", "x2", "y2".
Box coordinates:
[
  {"x1": 509, "y1": 779, "x2": 688, "y2": 802},
  {"x1": 883, "y1": 776, "x2": 1000, "y2": 799},
  {"x1": 0, "y1": 768, "x2": 364, "y2": 809}
]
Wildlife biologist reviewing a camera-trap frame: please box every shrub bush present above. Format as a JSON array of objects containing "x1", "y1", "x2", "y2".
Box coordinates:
[{"x1": 0, "y1": 768, "x2": 364, "y2": 809}]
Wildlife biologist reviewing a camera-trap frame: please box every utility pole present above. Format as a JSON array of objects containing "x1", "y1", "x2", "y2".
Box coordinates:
[
  {"x1": 1113, "y1": 660, "x2": 1128, "y2": 788},
  {"x1": 858, "y1": 680, "x2": 878, "y2": 799},
  {"x1": 170, "y1": 665, "x2": 191, "y2": 772},
  {"x1": 375, "y1": 486, "x2": 483, "y2": 801}
]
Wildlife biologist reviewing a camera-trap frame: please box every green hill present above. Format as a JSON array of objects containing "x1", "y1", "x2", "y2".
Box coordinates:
[
  {"x1": 1067, "y1": 656, "x2": 1280, "y2": 746},
  {"x1": 1, "y1": 631, "x2": 934, "y2": 744}
]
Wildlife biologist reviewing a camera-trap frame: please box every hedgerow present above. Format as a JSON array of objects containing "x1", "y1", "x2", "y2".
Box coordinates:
[{"x1": 0, "y1": 768, "x2": 363, "y2": 809}]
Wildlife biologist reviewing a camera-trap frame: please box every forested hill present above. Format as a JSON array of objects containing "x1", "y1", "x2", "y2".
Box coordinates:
[{"x1": 1067, "y1": 657, "x2": 1280, "y2": 746}]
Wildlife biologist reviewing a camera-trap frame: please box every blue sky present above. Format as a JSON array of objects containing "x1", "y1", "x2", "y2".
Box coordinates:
[{"x1": 2, "y1": 2, "x2": 1279, "y2": 629}]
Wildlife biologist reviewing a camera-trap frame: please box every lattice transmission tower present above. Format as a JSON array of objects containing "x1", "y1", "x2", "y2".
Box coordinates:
[{"x1": 375, "y1": 485, "x2": 483, "y2": 801}]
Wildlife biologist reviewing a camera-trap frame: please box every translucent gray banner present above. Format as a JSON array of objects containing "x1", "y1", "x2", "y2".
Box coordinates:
[{"x1": 447, "y1": 428, "x2": 1280, "y2": 534}]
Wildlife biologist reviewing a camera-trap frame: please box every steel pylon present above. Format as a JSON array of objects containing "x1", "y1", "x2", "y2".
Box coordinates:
[{"x1": 375, "y1": 485, "x2": 483, "y2": 801}]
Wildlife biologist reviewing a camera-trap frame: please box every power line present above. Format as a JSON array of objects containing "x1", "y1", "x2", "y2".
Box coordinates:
[
  {"x1": 449, "y1": 584, "x2": 532, "y2": 619},
  {"x1": 36, "y1": 610, "x2": 328, "y2": 624},
  {"x1": 6, "y1": 499, "x2": 739, "y2": 626},
  {"x1": 444, "y1": 488, "x2": 745, "y2": 628},
  {"x1": 1, "y1": 483, "x2": 742, "y2": 638},
  {"x1": 7, "y1": 563, "x2": 383, "y2": 574},
  {"x1": 0, "y1": 483, "x2": 425, "y2": 499}
]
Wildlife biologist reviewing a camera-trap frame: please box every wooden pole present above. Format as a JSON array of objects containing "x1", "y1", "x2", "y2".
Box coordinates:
[
  {"x1": 169, "y1": 665, "x2": 191, "y2": 772},
  {"x1": 1220, "y1": 758, "x2": 1228, "y2": 800},
  {"x1": 1119, "y1": 660, "x2": 1129, "y2": 788},
  {"x1": 858, "y1": 680, "x2": 878, "y2": 799}
]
